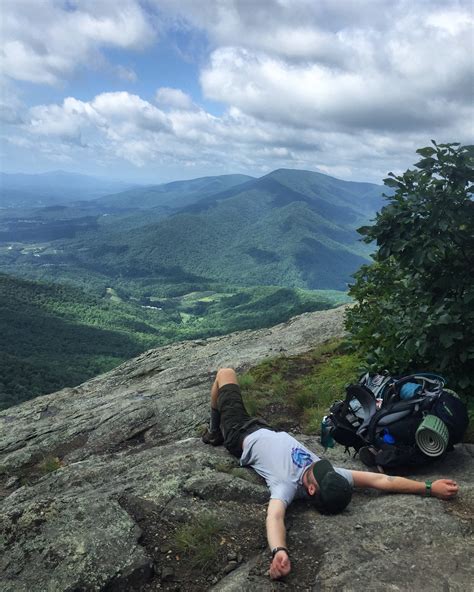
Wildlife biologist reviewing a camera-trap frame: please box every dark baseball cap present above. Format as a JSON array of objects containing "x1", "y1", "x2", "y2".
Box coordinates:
[{"x1": 312, "y1": 459, "x2": 352, "y2": 514}]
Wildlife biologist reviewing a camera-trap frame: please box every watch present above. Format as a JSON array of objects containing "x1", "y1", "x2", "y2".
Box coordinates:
[
  {"x1": 271, "y1": 546, "x2": 289, "y2": 558},
  {"x1": 425, "y1": 480, "x2": 432, "y2": 497}
]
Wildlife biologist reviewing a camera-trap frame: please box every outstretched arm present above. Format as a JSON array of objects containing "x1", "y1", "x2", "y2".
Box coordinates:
[
  {"x1": 266, "y1": 499, "x2": 291, "y2": 579},
  {"x1": 351, "y1": 471, "x2": 459, "y2": 500}
]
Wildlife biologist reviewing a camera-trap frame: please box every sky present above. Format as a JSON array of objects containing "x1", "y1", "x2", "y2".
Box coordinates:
[{"x1": 0, "y1": 0, "x2": 473, "y2": 184}]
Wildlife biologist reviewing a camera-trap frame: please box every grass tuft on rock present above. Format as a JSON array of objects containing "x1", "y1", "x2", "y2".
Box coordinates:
[
  {"x1": 174, "y1": 514, "x2": 223, "y2": 570},
  {"x1": 239, "y1": 339, "x2": 362, "y2": 434},
  {"x1": 38, "y1": 455, "x2": 62, "y2": 474}
]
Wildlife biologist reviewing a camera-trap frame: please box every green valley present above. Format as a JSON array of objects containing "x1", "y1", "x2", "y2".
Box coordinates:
[
  {"x1": 0, "y1": 273, "x2": 349, "y2": 409},
  {"x1": 0, "y1": 168, "x2": 384, "y2": 408}
]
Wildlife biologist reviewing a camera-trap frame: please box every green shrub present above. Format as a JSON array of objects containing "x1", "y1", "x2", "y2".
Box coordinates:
[
  {"x1": 269, "y1": 373, "x2": 288, "y2": 400},
  {"x1": 346, "y1": 142, "x2": 474, "y2": 396}
]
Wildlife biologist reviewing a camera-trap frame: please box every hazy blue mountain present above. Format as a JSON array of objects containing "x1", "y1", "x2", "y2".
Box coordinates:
[
  {"x1": 0, "y1": 167, "x2": 388, "y2": 407},
  {"x1": 67, "y1": 168, "x2": 385, "y2": 291},
  {"x1": 0, "y1": 168, "x2": 386, "y2": 291},
  {"x1": 0, "y1": 170, "x2": 137, "y2": 207},
  {"x1": 264, "y1": 169, "x2": 385, "y2": 214},
  {"x1": 0, "y1": 174, "x2": 255, "y2": 241},
  {"x1": 179, "y1": 169, "x2": 385, "y2": 217},
  {"x1": 0, "y1": 202, "x2": 144, "y2": 243},
  {"x1": 95, "y1": 173, "x2": 254, "y2": 210}
]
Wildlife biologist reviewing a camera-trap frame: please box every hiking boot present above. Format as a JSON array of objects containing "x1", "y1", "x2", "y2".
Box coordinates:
[
  {"x1": 201, "y1": 428, "x2": 224, "y2": 446},
  {"x1": 359, "y1": 446, "x2": 378, "y2": 467}
]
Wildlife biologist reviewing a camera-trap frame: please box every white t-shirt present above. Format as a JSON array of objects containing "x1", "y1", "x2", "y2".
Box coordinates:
[{"x1": 240, "y1": 428, "x2": 353, "y2": 507}]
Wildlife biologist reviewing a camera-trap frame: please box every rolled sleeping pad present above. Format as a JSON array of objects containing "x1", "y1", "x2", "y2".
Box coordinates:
[{"x1": 415, "y1": 414, "x2": 449, "y2": 457}]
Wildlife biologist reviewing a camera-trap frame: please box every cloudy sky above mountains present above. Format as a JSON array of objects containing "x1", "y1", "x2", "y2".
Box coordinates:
[{"x1": 1, "y1": 0, "x2": 473, "y2": 183}]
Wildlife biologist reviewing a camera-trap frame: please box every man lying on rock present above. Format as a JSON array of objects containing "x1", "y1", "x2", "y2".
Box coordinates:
[{"x1": 201, "y1": 368, "x2": 460, "y2": 580}]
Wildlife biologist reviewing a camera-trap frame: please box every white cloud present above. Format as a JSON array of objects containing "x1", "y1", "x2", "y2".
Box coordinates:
[
  {"x1": 195, "y1": 3, "x2": 474, "y2": 134},
  {"x1": 156, "y1": 87, "x2": 194, "y2": 110},
  {"x1": 29, "y1": 103, "x2": 84, "y2": 143},
  {"x1": 92, "y1": 92, "x2": 171, "y2": 135},
  {"x1": 427, "y1": 9, "x2": 473, "y2": 35},
  {"x1": 2, "y1": 0, "x2": 473, "y2": 181},
  {"x1": 23, "y1": 92, "x2": 171, "y2": 150},
  {"x1": 13, "y1": 88, "x2": 466, "y2": 182},
  {"x1": 0, "y1": 0, "x2": 155, "y2": 85}
]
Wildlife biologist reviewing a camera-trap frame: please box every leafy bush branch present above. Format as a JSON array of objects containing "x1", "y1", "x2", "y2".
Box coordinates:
[{"x1": 346, "y1": 142, "x2": 474, "y2": 394}]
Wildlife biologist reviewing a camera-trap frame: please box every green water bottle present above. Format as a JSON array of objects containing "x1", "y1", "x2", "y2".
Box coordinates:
[{"x1": 320, "y1": 416, "x2": 335, "y2": 449}]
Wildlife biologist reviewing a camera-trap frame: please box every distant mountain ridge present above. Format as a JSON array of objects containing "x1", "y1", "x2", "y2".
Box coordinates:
[
  {"x1": 0, "y1": 167, "x2": 386, "y2": 290},
  {"x1": 0, "y1": 171, "x2": 137, "y2": 207},
  {"x1": 0, "y1": 167, "x2": 385, "y2": 403},
  {"x1": 265, "y1": 168, "x2": 384, "y2": 214},
  {"x1": 69, "y1": 168, "x2": 385, "y2": 291},
  {"x1": 96, "y1": 173, "x2": 254, "y2": 211}
]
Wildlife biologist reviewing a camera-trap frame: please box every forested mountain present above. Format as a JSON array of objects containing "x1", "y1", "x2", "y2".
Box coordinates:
[
  {"x1": 0, "y1": 173, "x2": 256, "y2": 240},
  {"x1": 68, "y1": 169, "x2": 385, "y2": 291},
  {"x1": 0, "y1": 167, "x2": 384, "y2": 406},
  {"x1": 0, "y1": 170, "x2": 136, "y2": 207},
  {"x1": 1, "y1": 168, "x2": 385, "y2": 291},
  {"x1": 262, "y1": 168, "x2": 384, "y2": 215},
  {"x1": 96, "y1": 173, "x2": 254, "y2": 210}
]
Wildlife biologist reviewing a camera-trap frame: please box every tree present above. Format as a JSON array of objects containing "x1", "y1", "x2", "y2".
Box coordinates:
[{"x1": 345, "y1": 142, "x2": 474, "y2": 394}]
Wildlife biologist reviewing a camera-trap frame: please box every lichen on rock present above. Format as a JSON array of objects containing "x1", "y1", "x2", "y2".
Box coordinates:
[{"x1": 1, "y1": 306, "x2": 473, "y2": 591}]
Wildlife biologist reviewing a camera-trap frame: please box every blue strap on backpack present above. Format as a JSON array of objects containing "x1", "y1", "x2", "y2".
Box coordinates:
[{"x1": 324, "y1": 371, "x2": 468, "y2": 468}]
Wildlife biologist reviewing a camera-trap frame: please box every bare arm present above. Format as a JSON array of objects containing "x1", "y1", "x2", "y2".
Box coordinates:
[
  {"x1": 351, "y1": 471, "x2": 459, "y2": 500},
  {"x1": 266, "y1": 499, "x2": 291, "y2": 579}
]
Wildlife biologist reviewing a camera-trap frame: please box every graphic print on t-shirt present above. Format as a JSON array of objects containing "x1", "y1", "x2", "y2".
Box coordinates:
[{"x1": 291, "y1": 447, "x2": 313, "y2": 468}]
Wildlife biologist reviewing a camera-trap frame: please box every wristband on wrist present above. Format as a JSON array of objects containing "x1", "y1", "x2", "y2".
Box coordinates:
[
  {"x1": 425, "y1": 480, "x2": 432, "y2": 497},
  {"x1": 271, "y1": 546, "x2": 289, "y2": 558}
]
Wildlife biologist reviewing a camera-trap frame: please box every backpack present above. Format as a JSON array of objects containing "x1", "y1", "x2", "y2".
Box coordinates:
[{"x1": 323, "y1": 372, "x2": 469, "y2": 469}]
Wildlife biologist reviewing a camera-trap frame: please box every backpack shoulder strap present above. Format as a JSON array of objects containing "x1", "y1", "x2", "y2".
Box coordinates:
[
  {"x1": 366, "y1": 395, "x2": 437, "y2": 444},
  {"x1": 344, "y1": 384, "x2": 377, "y2": 440}
]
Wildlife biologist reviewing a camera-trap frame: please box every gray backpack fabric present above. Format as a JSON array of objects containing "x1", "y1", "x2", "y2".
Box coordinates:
[{"x1": 325, "y1": 372, "x2": 468, "y2": 469}]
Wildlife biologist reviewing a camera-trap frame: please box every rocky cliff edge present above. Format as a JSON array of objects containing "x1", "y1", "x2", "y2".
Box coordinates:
[{"x1": 1, "y1": 306, "x2": 473, "y2": 591}]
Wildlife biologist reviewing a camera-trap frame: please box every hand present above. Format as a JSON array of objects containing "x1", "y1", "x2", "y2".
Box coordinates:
[
  {"x1": 432, "y1": 479, "x2": 459, "y2": 500},
  {"x1": 269, "y1": 550, "x2": 291, "y2": 580}
]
